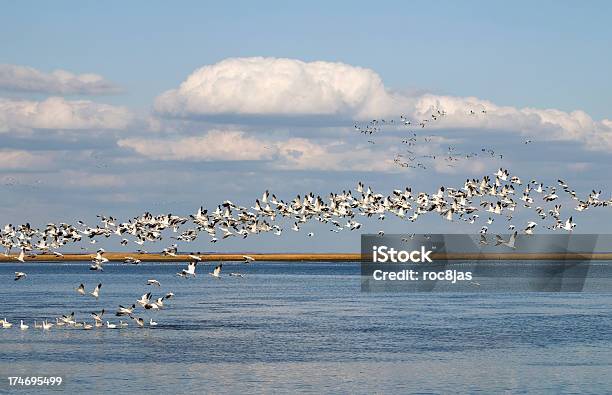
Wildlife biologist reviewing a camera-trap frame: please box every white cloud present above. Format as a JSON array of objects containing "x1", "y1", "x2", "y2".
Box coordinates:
[
  {"x1": 0, "y1": 97, "x2": 133, "y2": 132},
  {"x1": 118, "y1": 130, "x2": 398, "y2": 172},
  {"x1": 154, "y1": 57, "x2": 612, "y2": 150},
  {"x1": 155, "y1": 57, "x2": 408, "y2": 119},
  {"x1": 566, "y1": 162, "x2": 592, "y2": 173},
  {"x1": 274, "y1": 138, "x2": 397, "y2": 172},
  {"x1": 62, "y1": 170, "x2": 126, "y2": 188},
  {"x1": 411, "y1": 94, "x2": 612, "y2": 148},
  {"x1": 0, "y1": 149, "x2": 53, "y2": 170},
  {"x1": 0, "y1": 64, "x2": 120, "y2": 94},
  {"x1": 118, "y1": 130, "x2": 274, "y2": 161}
]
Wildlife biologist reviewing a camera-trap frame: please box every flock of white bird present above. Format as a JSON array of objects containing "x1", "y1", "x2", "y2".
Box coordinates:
[
  {"x1": 355, "y1": 108, "x2": 509, "y2": 170},
  {"x1": 1, "y1": 168, "x2": 604, "y2": 264},
  {"x1": 1, "y1": 167, "x2": 608, "y2": 330},
  {"x1": 2, "y1": 254, "x2": 231, "y2": 331},
  {"x1": 1, "y1": 108, "x2": 610, "y2": 331}
]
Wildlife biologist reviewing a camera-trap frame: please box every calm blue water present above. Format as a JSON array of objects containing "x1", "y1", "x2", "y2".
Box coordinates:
[{"x1": 0, "y1": 261, "x2": 611, "y2": 394}]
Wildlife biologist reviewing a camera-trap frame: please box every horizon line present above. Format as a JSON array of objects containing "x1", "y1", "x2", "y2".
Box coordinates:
[{"x1": 2, "y1": 252, "x2": 612, "y2": 262}]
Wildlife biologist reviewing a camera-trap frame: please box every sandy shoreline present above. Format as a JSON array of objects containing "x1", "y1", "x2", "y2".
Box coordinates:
[{"x1": 1, "y1": 252, "x2": 612, "y2": 262}]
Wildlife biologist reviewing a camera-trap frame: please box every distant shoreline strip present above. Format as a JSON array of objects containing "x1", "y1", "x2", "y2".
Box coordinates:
[{"x1": 2, "y1": 252, "x2": 612, "y2": 262}]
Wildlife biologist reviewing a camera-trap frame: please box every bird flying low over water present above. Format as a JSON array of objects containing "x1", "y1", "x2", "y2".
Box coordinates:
[
  {"x1": 242, "y1": 255, "x2": 255, "y2": 263},
  {"x1": 136, "y1": 292, "x2": 152, "y2": 307},
  {"x1": 90, "y1": 283, "x2": 102, "y2": 299},
  {"x1": 147, "y1": 279, "x2": 161, "y2": 286},
  {"x1": 131, "y1": 316, "x2": 144, "y2": 327},
  {"x1": 59, "y1": 312, "x2": 75, "y2": 325},
  {"x1": 116, "y1": 304, "x2": 136, "y2": 317},
  {"x1": 210, "y1": 263, "x2": 222, "y2": 278},
  {"x1": 76, "y1": 283, "x2": 86, "y2": 295},
  {"x1": 90, "y1": 248, "x2": 108, "y2": 271},
  {"x1": 91, "y1": 309, "x2": 105, "y2": 323},
  {"x1": 14, "y1": 272, "x2": 27, "y2": 281},
  {"x1": 177, "y1": 261, "x2": 197, "y2": 278}
]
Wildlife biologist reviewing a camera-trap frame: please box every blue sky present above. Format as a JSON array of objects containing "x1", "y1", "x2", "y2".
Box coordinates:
[
  {"x1": 1, "y1": 1, "x2": 611, "y2": 252},
  {"x1": 3, "y1": 1, "x2": 611, "y2": 116}
]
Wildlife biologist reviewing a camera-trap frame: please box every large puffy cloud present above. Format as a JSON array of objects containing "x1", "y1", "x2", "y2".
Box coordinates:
[
  {"x1": 0, "y1": 64, "x2": 120, "y2": 95},
  {"x1": 0, "y1": 97, "x2": 133, "y2": 132},
  {"x1": 118, "y1": 130, "x2": 397, "y2": 172},
  {"x1": 155, "y1": 57, "x2": 408, "y2": 119},
  {"x1": 154, "y1": 57, "x2": 612, "y2": 150}
]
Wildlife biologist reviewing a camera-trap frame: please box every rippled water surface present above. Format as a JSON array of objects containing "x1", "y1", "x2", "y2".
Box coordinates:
[{"x1": 0, "y1": 261, "x2": 611, "y2": 394}]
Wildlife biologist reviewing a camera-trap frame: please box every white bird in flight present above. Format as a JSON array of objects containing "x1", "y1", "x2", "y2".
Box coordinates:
[
  {"x1": 14, "y1": 272, "x2": 27, "y2": 281},
  {"x1": 90, "y1": 283, "x2": 102, "y2": 299},
  {"x1": 495, "y1": 231, "x2": 518, "y2": 249},
  {"x1": 210, "y1": 263, "x2": 222, "y2": 278},
  {"x1": 116, "y1": 304, "x2": 136, "y2": 317},
  {"x1": 147, "y1": 279, "x2": 161, "y2": 286},
  {"x1": 177, "y1": 261, "x2": 197, "y2": 278}
]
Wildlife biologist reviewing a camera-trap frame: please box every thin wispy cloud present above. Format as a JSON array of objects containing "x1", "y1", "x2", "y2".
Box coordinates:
[
  {"x1": 0, "y1": 64, "x2": 121, "y2": 95},
  {"x1": 119, "y1": 130, "x2": 398, "y2": 172},
  {"x1": 118, "y1": 130, "x2": 275, "y2": 161},
  {"x1": 0, "y1": 149, "x2": 54, "y2": 170},
  {"x1": 0, "y1": 96, "x2": 133, "y2": 133}
]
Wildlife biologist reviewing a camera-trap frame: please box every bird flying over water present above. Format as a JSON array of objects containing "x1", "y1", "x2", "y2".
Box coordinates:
[
  {"x1": 210, "y1": 263, "x2": 222, "y2": 278},
  {"x1": 177, "y1": 261, "x2": 197, "y2": 278},
  {"x1": 116, "y1": 304, "x2": 136, "y2": 317},
  {"x1": 14, "y1": 272, "x2": 26, "y2": 281},
  {"x1": 90, "y1": 283, "x2": 102, "y2": 299}
]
